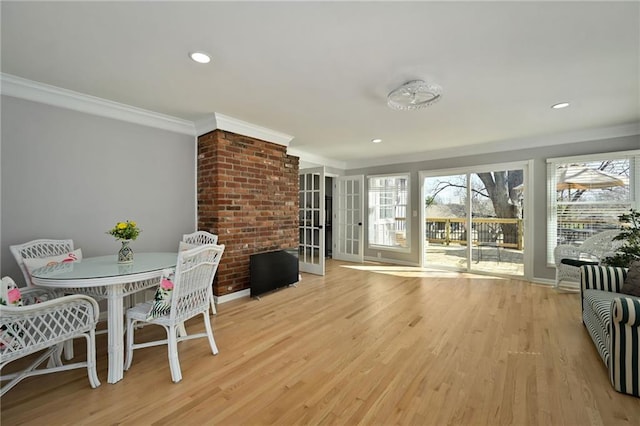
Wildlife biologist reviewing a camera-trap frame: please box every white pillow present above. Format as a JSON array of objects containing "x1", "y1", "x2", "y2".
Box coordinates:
[
  {"x1": 178, "y1": 241, "x2": 198, "y2": 252},
  {"x1": 23, "y1": 249, "x2": 83, "y2": 273}
]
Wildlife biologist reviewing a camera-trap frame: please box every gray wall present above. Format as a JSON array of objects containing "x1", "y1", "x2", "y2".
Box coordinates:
[
  {"x1": 1, "y1": 95, "x2": 196, "y2": 285},
  {"x1": 347, "y1": 134, "x2": 640, "y2": 281}
]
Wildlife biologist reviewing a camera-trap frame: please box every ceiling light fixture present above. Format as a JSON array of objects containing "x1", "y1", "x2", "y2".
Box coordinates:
[
  {"x1": 371, "y1": 138, "x2": 382, "y2": 144},
  {"x1": 551, "y1": 102, "x2": 570, "y2": 109},
  {"x1": 387, "y1": 80, "x2": 442, "y2": 111},
  {"x1": 189, "y1": 51, "x2": 211, "y2": 64}
]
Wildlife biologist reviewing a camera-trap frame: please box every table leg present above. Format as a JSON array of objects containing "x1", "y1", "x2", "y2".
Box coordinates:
[{"x1": 107, "y1": 284, "x2": 125, "y2": 384}]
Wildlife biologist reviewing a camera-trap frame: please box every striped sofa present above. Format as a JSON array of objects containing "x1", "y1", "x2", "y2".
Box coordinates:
[{"x1": 580, "y1": 265, "x2": 640, "y2": 397}]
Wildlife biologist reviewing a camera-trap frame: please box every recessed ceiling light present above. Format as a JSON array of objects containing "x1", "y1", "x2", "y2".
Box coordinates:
[
  {"x1": 371, "y1": 138, "x2": 382, "y2": 144},
  {"x1": 551, "y1": 102, "x2": 570, "y2": 109},
  {"x1": 189, "y1": 52, "x2": 211, "y2": 64}
]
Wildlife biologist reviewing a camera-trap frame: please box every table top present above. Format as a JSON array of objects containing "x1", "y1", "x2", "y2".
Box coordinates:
[{"x1": 31, "y1": 252, "x2": 177, "y2": 281}]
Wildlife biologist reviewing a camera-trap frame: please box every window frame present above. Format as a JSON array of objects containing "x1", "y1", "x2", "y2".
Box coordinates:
[
  {"x1": 367, "y1": 173, "x2": 411, "y2": 252},
  {"x1": 546, "y1": 150, "x2": 640, "y2": 266}
]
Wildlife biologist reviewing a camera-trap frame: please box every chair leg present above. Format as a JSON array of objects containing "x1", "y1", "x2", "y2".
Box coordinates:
[
  {"x1": 210, "y1": 294, "x2": 217, "y2": 315},
  {"x1": 47, "y1": 343, "x2": 64, "y2": 368},
  {"x1": 167, "y1": 325, "x2": 182, "y2": 383},
  {"x1": 177, "y1": 322, "x2": 187, "y2": 337},
  {"x1": 124, "y1": 316, "x2": 135, "y2": 371},
  {"x1": 85, "y1": 331, "x2": 101, "y2": 388},
  {"x1": 63, "y1": 339, "x2": 74, "y2": 360},
  {"x1": 203, "y1": 313, "x2": 219, "y2": 355}
]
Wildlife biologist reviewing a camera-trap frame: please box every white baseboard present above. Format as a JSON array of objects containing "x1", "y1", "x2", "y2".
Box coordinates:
[
  {"x1": 362, "y1": 256, "x2": 421, "y2": 267},
  {"x1": 215, "y1": 288, "x2": 250, "y2": 305},
  {"x1": 530, "y1": 277, "x2": 556, "y2": 286}
]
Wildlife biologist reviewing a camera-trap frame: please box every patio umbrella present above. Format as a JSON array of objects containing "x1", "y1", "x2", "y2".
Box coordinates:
[{"x1": 557, "y1": 166, "x2": 626, "y2": 191}]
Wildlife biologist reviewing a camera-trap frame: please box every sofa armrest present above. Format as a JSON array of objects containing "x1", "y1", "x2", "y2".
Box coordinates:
[
  {"x1": 580, "y1": 265, "x2": 627, "y2": 293},
  {"x1": 610, "y1": 297, "x2": 640, "y2": 396},
  {"x1": 612, "y1": 296, "x2": 640, "y2": 327}
]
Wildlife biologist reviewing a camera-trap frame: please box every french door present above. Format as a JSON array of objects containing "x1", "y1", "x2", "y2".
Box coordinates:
[
  {"x1": 334, "y1": 175, "x2": 364, "y2": 263},
  {"x1": 299, "y1": 167, "x2": 325, "y2": 275}
]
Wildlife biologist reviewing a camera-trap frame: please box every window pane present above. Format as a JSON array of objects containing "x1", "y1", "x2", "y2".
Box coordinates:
[
  {"x1": 547, "y1": 155, "x2": 638, "y2": 264},
  {"x1": 368, "y1": 174, "x2": 410, "y2": 249}
]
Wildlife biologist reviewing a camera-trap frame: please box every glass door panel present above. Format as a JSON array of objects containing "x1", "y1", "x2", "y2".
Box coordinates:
[
  {"x1": 334, "y1": 175, "x2": 364, "y2": 262},
  {"x1": 424, "y1": 174, "x2": 469, "y2": 270},
  {"x1": 299, "y1": 168, "x2": 325, "y2": 275},
  {"x1": 470, "y1": 171, "x2": 524, "y2": 276},
  {"x1": 423, "y1": 167, "x2": 525, "y2": 277}
]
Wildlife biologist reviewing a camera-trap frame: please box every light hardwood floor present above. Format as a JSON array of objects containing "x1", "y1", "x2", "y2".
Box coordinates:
[{"x1": 2, "y1": 260, "x2": 639, "y2": 425}]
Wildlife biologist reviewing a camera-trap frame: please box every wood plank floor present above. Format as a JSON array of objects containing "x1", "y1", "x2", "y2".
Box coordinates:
[{"x1": 2, "y1": 260, "x2": 639, "y2": 425}]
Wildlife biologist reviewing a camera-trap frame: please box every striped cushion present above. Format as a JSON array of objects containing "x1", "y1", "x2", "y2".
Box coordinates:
[
  {"x1": 610, "y1": 297, "x2": 640, "y2": 397},
  {"x1": 581, "y1": 265, "x2": 627, "y2": 292}
]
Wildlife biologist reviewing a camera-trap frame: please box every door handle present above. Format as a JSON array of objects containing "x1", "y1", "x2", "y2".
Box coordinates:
[
  {"x1": 318, "y1": 225, "x2": 323, "y2": 229},
  {"x1": 358, "y1": 222, "x2": 362, "y2": 226}
]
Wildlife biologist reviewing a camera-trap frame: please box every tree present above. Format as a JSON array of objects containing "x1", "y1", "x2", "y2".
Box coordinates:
[
  {"x1": 475, "y1": 170, "x2": 523, "y2": 244},
  {"x1": 424, "y1": 171, "x2": 524, "y2": 245}
]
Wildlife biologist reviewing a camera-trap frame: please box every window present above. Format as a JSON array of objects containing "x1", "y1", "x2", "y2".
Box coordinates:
[
  {"x1": 546, "y1": 150, "x2": 640, "y2": 264},
  {"x1": 368, "y1": 174, "x2": 410, "y2": 249}
]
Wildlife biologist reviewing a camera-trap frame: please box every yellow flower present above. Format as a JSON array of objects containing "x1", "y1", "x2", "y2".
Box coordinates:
[{"x1": 107, "y1": 219, "x2": 141, "y2": 241}]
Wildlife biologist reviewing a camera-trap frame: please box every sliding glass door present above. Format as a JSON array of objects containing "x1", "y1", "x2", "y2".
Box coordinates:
[{"x1": 422, "y1": 163, "x2": 527, "y2": 277}]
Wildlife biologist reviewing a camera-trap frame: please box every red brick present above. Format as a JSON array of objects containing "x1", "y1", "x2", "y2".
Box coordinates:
[{"x1": 197, "y1": 130, "x2": 299, "y2": 296}]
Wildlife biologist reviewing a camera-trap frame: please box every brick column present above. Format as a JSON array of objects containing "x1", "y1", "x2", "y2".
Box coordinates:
[{"x1": 197, "y1": 130, "x2": 299, "y2": 296}]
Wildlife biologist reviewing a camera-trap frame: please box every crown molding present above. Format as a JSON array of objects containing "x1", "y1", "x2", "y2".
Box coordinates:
[
  {"x1": 193, "y1": 115, "x2": 218, "y2": 136},
  {"x1": 0, "y1": 73, "x2": 196, "y2": 136},
  {"x1": 343, "y1": 122, "x2": 640, "y2": 170},
  {"x1": 286, "y1": 147, "x2": 347, "y2": 170},
  {"x1": 195, "y1": 113, "x2": 294, "y2": 147}
]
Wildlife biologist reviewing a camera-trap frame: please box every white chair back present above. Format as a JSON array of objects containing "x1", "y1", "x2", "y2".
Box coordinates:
[
  {"x1": 9, "y1": 239, "x2": 74, "y2": 287},
  {"x1": 170, "y1": 244, "x2": 224, "y2": 323},
  {"x1": 182, "y1": 231, "x2": 218, "y2": 245}
]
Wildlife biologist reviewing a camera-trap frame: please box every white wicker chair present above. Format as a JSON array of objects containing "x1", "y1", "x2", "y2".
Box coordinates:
[
  {"x1": 10, "y1": 239, "x2": 74, "y2": 288},
  {"x1": 10, "y1": 239, "x2": 78, "y2": 359},
  {"x1": 554, "y1": 229, "x2": 623, "y2": 288},
  {"x1": 125, "y1": 244, "x2": 225, "y2": 383},
  {"x1": 182, "y1": 231, "x2": 218, "y2": 246},
  {"x1": 0, "y1": 280, "x2": 101, "y2": 396},
  {"x1": 182, "y1": 231, "x2": 219, "y2": 314}
]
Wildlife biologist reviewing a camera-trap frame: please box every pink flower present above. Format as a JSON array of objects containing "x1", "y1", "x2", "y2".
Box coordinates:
[
  {"x1": 62, "y1": 253, "x2": 78, "y2": 263},
  {"x1": 7, "y1": 288, "x2": 22, "y2": 304},
  {"x1": 160, "y1": 278, "x2": 174, "y2": 290}
]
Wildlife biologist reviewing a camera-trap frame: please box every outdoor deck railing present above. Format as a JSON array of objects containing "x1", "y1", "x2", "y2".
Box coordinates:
[{"x1": 426, "y1": 217, "x2": 524, "y2": 250}]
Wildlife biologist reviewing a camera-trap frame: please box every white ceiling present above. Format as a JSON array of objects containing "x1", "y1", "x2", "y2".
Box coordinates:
[{"x1": 2, "y1": 1, "x2": 639, "y2": 168}]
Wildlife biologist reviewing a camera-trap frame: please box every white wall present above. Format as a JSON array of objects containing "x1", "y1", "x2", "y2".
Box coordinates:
[{"x1": 0, "y1": 95, "x2": 197, "y2": 285}]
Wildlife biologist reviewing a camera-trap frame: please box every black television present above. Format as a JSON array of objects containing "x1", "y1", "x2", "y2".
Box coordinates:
[{"x1": 249, "y1": 249, "x2": 299, "y2": 298}]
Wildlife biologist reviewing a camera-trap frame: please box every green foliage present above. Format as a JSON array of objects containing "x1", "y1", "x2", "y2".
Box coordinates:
[
  {"x1": 425, "y1": 196, "x2": 436, "y2": 208},
  {"x1": 602, "y1": 209, "x2": 640, "y2": 268},
  {"x1": 107, "y1": 220, "x2": 141, "y2": 241}
]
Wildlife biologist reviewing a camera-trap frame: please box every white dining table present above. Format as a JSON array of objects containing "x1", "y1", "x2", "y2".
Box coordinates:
[{"x1": 30, "y1": 252, "x2": 177, "y2": 384}]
